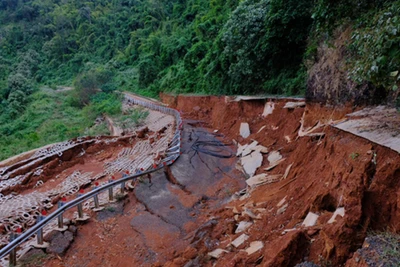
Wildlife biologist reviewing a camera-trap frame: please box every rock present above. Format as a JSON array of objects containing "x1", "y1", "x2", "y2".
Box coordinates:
[
  {"x1": 242, "y1": 141, "x2": 258, "y2": 157},
  {"x1": 277, "y1": 203, "x2": 288, "y2": 215},
  {"x1": 68, "y1": 225, "x2": 77, "y2": 235},
  {"x1": 328, "y1": 207, "x2": 345, "y2": 224},
  {"x1": 235, "y1": 221, "x2": 253, "y2": 234},
  {"x1": 245, "y1": 241, "x2": 264, "y2": 255},
  {"x1": 19, "y1": 248, "x2": 46, "y2": 265},
  {"x1": 46, "y1": 230, "x2": 74, "y2": 256},
  {"x1": 302, "y1": 212, "x2": 319, "y2": 227},
  {"x1": 240, "y1": 123, "x2": 251, "y2": 138},
  {"x1": 241, "y1": 151, "x2": 263, "y2": 177},
  {"x1": 283, "y1": 102, "x2": 306, "y2": 109},
  {"x1": 208, "y1": 248, "x2": 229, "y2": 259},
  {"x1": 231, "y1": 234, "x2": 249, "y2": 248},
  {"x1": 262, "y1": 102, "x2": 275, "y2": 117}
]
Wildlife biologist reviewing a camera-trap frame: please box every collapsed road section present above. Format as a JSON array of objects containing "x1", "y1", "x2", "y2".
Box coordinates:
[{"x1": 0, "y1": 93, "x2": 183, "y2": 266}]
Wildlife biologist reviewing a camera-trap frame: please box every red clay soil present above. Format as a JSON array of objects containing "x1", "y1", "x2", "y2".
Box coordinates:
[{"x1": 160, "y1": 94, "x2": 400, "y2": 266}]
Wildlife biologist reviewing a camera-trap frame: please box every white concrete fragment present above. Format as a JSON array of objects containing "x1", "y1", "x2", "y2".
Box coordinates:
[
  {"x1": 277, "y1": 196, "x2": 287, "y2": 207},
  {"x1": 283, "y1": 102, "x2": 306, "y2": 109},
  {"x1": 235, "y1": 221, "x2": 253, "y2": 234},
  {"x1": 283, "y1": 163, "x2": 293, "y2": 180},
  {"x1": 264, "y1": 158, "x2": 286, "y2": 171},
  {"x1": 257, "y1": 126, "x2": 266, "y2": 134},
  {"x1": 246, "y1": 174, "x2": 281, "y2": 187},
  {"x1": 246, "y1": 173, "x2": 268, "y2": 186},
  {"x1": 208, "y1": 248, "x2": 229, "y2": 259},
  {"x1": 242, "y1": 141, "x2": 259, "y2": 157},
  {"x1": 277, "y1": 203, "x2": 288, "y2": 215},
  {"x1": 253, "y1": 145, "x2": 269, "y2": 154},
  {"x1": 240, "y1": 123, "x2": 251, "y2": 138},
  {"x1": 245, "y1": 241, "x2": 264, "y2": 255},
  {"x1": 243, "y1": 208, "x2": 262, "y2": 220},
  {"x1": 236, "y1": 143, "x2": 246, "y2": 157},
  {"x1": 268, "y1": 151, "x2": 282, "y2": 164},
  {"x1": 328, "y1": 207, "x2": 345, "y2": 224},
  {"x1": 263, "y1": 102, "x2": 275, "y2": 117},
  {"x1": 302, "y1": 212, "x2": 319, "y2": 227},
  {"x1": 241, "y1": 151, "x2": 263, "y2": 177},
  {"x1": 231, "y1": 234, "x2": 249, "y2": 248}
]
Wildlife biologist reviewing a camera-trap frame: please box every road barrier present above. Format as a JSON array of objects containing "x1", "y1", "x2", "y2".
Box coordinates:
[{"x1": 0, "y1": 93, "x2": 182, "y2": 265}]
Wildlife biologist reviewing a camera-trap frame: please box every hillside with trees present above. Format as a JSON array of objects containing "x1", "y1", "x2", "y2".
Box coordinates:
[{"x1": 0, "y1": 0, "x2": 399, "y2": 159}]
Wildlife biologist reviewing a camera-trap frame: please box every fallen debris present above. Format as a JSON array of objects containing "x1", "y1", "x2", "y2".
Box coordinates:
[
  {"x1": 302, "y1": 212, "x2": 319, "y2": 227},
  {"x1": 283, "y1": 164, "x2": 293, "y2": 180},
  {"x1": 235, "y1": 221, "x2": 253, "y2": 234},
  {"x1": 268, "y1": 151, "x2": 283, "y2": 164},
  {"x1": 283, "y1": 102, "x2": 306, "y2": 109},
  {"x1": 277, "y1": 196, "x2": 287, "y2": 208},
  {"x1": 328, "y1": 207, "x2": 345, "y2": 224},
  {"x1": 262, "y1": 102, "x2": 275, "y2": 117},
  {"x1": 277, "y1": 203, "x2": 288, "y2": 215},
  {"x1": 240, "y1": 123, "x2": 251, "y2": 138},
  {"x1": 257, "y1": 126, "x2": 266, "y2": 134},
  {"x1": 242, "y1": 141, "x2": 259, "y2": 157},
  {"x1": 208, "y1": 248, "x2": 229, "y2": 259},
  {"x1": 243, "y1": 208, "x2": 262, "y2": 220},
  {"x1": 246, "y1": 174, "x2": 282, "y2": 187},
  {"x1": 265, "y1": 158, "x2": 286, "y2": 171},
  {"x1": 245, "y1": 241, "x2": 264, "y2": 255},
  {"x1": 231, "y1": 234, "x2": 249, "y2": 248},
  {"x1": 241, "y1": 151, "x2": 263, "y2": 177}
]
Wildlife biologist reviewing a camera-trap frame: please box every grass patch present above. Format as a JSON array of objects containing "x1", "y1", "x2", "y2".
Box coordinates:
[
  {"x1": 0, "y1": 89, "x2": 121, "y2": 161},
  {"x1": 111, "y1": 108, "x2": 149, "y2": 130}
]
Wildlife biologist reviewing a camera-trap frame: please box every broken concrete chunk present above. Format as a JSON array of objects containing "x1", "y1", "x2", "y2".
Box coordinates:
[
  {"x1": 264, "y1": 158, "x2": 286, "y2": 171},
  {"x1": 208, "y1": 248, "x2": 229, "y2": 259},
  {"x1": 283, "y1": 163, "x2": 293, "y2": 180},
  {"x1": 240, "y1": 123, "x2": 251, "y2": 138},
  {"x1": 231, "y1": 234, "x2": 249, "y2": 248},
  {"x1": 245, "y1": 241, "x2": 264, "y2": 255},
  {"x1": 283, "y1": 102, "x2": 306, "y2": 109},
  {"x1": 277, "y1": 196, "x2": 287, "y2": 208},
  {"x1": 268, "y1": 151, "x2": 283, "y2": 164},
  {"x1": 262, "y1": 102, "x2": 275, "y2": 117},
  {"x1": 328, "y1": 207, "x2": 345, "y2": 224},
  {"x1": 235, "y1": 221, "x2": 253, "y2": 234},
  {"x1": 243, "y1": 208, "x2": 262, "y2": 220},
  {"x1": 246, "y1": 173, "x2": 268, "y2": 186},
  {"x1": 246, "y1": 174, "x2": 281, "y2": 187},
  {"x1": 241, "y1": 151, "x2": 263, "y2": 177},
  {"x1": 302, "y1": 212, "x2": 319, "y2": 227},
  {"x1": 253, "y1": 145, "x2": 269, "y2": 154},
  {"x1": 242, "y1": 141, "x2": 259, "y2": 157},
  {"x1": 236, "y1": 143, "x2": 246, "y2": 157},
  {"x1": 257, "y1": 126, "x2": 266, "y2": 134},
  {"x1": 277, "y1": 203, "x2": 288, "y2": 215}
]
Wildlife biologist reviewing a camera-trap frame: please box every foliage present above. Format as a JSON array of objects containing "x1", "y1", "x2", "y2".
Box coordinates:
[{"x1": 349, "y1": 2, "x2": 400, "y2": 91}]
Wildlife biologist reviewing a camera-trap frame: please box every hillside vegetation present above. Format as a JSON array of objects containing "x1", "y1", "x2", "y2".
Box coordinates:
[{"x1": 0, "y1": 0, "x2": 399, "y2": 159}]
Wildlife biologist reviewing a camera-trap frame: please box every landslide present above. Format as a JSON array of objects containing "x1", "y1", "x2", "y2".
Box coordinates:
[{"x1": 161, "y1": 94, "x2": 400, "y2": 266}]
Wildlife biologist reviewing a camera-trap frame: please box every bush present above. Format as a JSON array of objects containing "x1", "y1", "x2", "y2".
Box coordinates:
[{"x1": 349, "y1": 2, "x2": 400, "y2": 91}]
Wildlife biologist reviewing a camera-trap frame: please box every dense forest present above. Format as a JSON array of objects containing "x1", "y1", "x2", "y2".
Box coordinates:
[{"x1": 0, "y1": 0, "x2": 399, "y2": 159}]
